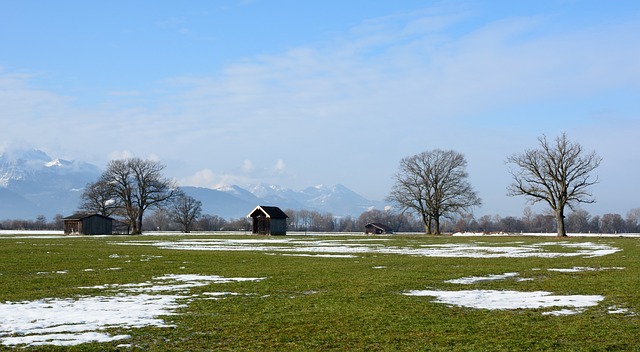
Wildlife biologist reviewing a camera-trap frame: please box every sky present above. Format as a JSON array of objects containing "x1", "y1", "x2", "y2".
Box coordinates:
[{"x1": 1, "y1": 0, "x2": 639, "y2": 217}]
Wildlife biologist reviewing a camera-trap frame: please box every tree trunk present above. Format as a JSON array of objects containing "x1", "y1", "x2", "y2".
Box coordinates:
[
  {"x1": 135, "y1": 212, "x2": 144, "y2": 235},
  {"x1": 422, "y1": 213, "x2": 432, "y2": 234},
  {"x1": 555, "y1": 208, "x2": 567, "y2": 237},
  {"x1": 434, "y1": 216, "x2": 441, "y2": 235}
]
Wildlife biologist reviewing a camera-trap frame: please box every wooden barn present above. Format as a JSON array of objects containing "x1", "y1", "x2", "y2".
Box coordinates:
[
  {"x1": 247, "y1": 205, "x2": 288, "y2": 235},
  {"x1": 63, "y1": 213, "x2": 114, "y2": 235},
  {"x1": 364, "y1": 223, "x2": 393, "y2": 234}
]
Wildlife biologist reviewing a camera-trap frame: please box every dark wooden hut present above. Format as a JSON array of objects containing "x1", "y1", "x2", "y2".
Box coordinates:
[
  {"x1": 63, "y1": 213, "x2": 114, "y2": 235},
  {"x1": 247, "y1": 205, "x2": 288, "y2": 235},
  {"x1": 364, "y1": 222, "x2": 393, "y2": 234}
]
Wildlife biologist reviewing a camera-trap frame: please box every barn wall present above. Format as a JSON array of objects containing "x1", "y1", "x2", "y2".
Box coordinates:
[
  {"x1": 270, "y1": 219, "x2": 287, "y2": 235},
  {"x1": 82, "y1": 217, "x2": 113, "y2": 235}
]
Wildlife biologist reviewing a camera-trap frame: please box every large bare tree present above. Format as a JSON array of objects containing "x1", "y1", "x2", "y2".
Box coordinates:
[
  {"x1": 93, "y1": 158, "x2": 177, "y2": 234},
  {"x1": 387, "y1": 149, "x2": 481, "y2": 234},
  {"x1": 79, "y1": 179, "x2": 122, "y2": 217},
  {"x1": 506, "y1": 133, "x2": 601, "y2": 237}
]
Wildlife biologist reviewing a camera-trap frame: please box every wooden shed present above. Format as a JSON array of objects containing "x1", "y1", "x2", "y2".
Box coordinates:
[
  {"x1": 247, "y1": 205, "x2": 288, "y2": 235},
  {"x1": 63, "y1": 213, "x2": 114, "y2": 235},
  {"x1": 364, "y1": 222, "x2": 393, "y2": 234}
]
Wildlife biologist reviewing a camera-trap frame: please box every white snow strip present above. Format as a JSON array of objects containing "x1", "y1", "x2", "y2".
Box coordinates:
[
  {"x1": 279, "y1": 253, "x2": 358, "y2": 258},
  {"x1": 404, "y1": 289, "x2": 604, "y2": 311},
  {"x1": 0, "y1": 294, "x2": 182, "y2": 347},
  {"x1": 2, "y1": 332, "x2": 131, "y2": 347},
  {"x1": 79, "y1": 274, "x2": 265, "y2": 293},
  {"x1": 542, "y1": 309, "x2": 584, "y2": 316},
  {"x1": 547, "y1": 266, "x2": 625, "y2": 273},
  {"x1": 0, "y1": 274, "x2": 265, "y2": 347},
  {"x1": 446, "y1": 272, "x2": 520, "y2": 284},
  {"x1": 123, "y1": 238, "x2": 621, "y2": 259}
]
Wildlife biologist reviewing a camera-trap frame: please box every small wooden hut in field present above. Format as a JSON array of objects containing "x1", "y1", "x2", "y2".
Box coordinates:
[
  {"x1": 63, "y1": 213, "x2": 114, "y2": 235},
  {"x1": 247, "y1": 205, "x2": 288, "y2": 235},
  {"x1": 364, "y1": 222, "x2": 393, "y2": 234}
]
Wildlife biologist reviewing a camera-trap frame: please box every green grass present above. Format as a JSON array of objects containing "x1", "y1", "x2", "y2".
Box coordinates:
[{"x1": 0, "y1": 234, "x2": 639, "y2": 351}]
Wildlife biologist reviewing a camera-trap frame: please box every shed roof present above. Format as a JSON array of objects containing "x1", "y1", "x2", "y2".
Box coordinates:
[
  {"x1": 365, "y1": 223, "x2": 392, "y2": 231},
  {"x1": 63, "y1": 213, "x2": 114, "y2": 221},
  {"x1": 247, "y1": 205, "x2": 289, "y2": 219}
]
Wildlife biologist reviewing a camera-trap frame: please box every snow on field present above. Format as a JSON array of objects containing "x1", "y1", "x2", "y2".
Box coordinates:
[
  {"x1": 0, "y1": 234, "x2": 631, "y2": 346},
  {"x1": 408, "y1": 266, "x2": 635, "y2": 316},
  {"x1": 445, "y1": 272, "x2": 520, "y2": 284},
  {"x1": 547, "y1": 266, "x2": 625, "y2": 273},
  {"x1": 404, "y1": 289, "x2": 605, "y2": 314},
  {"x1": 0, "y1": 274, "x2": 265, "y2": 347},
  {"x1": 122, "y1": 237, "x2": 621, "y2": 259}
]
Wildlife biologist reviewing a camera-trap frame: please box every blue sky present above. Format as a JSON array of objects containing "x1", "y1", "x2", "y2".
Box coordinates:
[{"x1": 1, "y1": 0, "x2": 639, "y2": 217}]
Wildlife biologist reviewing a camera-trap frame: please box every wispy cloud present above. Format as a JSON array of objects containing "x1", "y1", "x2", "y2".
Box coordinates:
[{"x1": 2, "y1": 3, "x2": 639, "y2": 214}]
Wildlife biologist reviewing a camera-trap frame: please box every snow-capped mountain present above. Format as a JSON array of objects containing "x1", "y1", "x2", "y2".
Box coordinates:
[
  {"x1": 0, "y1": 149, "x2": 385, "y2": 220},
  {"x1": 182, "y1": 183, "x2": 383, "y2": 219},
  {"x1": 0, "y1": 149, "x2": 101, "y2": 219},
  {"x1": 179, "y1": 183, "x2": 383, "y2": 219}
]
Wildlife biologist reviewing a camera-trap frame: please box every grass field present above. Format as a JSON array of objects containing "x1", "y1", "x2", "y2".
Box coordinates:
[{"x1": 0, "y1": 232, "x2": 638, "y2": 351}]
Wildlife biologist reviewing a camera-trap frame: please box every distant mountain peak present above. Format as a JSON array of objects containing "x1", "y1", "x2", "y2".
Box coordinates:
[
  {"x1": 0, "y1": 149, "x2": 102, "y2": 219},
  {"x1": 210, "y1": 183, "x2": 383, "y2": 217},
  {"x1": 45, "y1": 158, "x2": 64, "y2": 168}
]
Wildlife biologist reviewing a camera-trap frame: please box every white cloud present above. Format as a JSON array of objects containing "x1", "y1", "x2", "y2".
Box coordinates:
[
  {"x1": 179, "y1": 168, "x2": 251, "y2": 189},
  {"x1": 2, "y1": 4, "x2": 640, "y2": 213},
  {"x1": 273, "y1": 159, "x2": 286, "y2": 172},
  {"x1": 108, "y1": 150, "x2": 136, "y2": 161},
  {"x1": 241, "y1": 159, "x2": 254, "y2": 173}
]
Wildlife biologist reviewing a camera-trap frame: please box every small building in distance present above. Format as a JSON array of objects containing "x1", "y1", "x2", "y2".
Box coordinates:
[
  {"x1": 247, "y1": 205, "x2": 288, "y2": 235},
  {"x1": 364, "y1": 222, "x2": 393, "y2": 234},
  {"x1": 63, "y1": 213, "x2": 114, "y2": 235}
]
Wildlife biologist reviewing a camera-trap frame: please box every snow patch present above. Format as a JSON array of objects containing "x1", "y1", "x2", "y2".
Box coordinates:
[
  {"x1": 404, "y1": 289, "x2": 604, "y2": 311},
  {"x1": 130, "y1": 238, "x2": 621, "y2": 259},
  {"x1": 445, "y1": 272, "x2": 519, "y2": 284},
  {"x1": 547, "y1": 266, "x2": 625, "y2": 273},
  {"x1": 0, "y1": 274, "x2": 265, "y2": 347}
]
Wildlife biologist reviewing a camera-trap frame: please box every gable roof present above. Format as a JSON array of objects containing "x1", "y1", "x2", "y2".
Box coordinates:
[
  {"x1": 365, "y1": 223, "x2": 392, "y2": 231},
  {"x1": 63, "y1": 212, "x2": 114, "y2": 221},
  {"x1": 247, "y1": 205, "x2": 289, "y2": 219}
]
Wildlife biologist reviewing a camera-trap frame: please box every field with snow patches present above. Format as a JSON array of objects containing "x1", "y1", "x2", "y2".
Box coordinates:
[{"x1": 0, "y1": 232, "x2": 638, "y2": 351}]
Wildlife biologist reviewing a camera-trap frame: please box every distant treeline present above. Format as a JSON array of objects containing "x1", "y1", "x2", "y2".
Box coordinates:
[{"x1": 2, "y1": 207, "x2": 639, "y2": 234}]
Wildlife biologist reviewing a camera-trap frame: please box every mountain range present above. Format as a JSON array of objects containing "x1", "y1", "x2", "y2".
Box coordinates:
[{"x1": 0, "y1": 149, "x2": 385, "y2": 220}]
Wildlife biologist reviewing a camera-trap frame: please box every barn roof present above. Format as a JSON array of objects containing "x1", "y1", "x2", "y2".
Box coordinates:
[
  {"x1": 63, "y1": 212, "x2": 114, "y2": 221},
  {"x1": 365, "y1": 223, "x2": 392, "y2": 231},
  {"x1": 247, "y1": 205, "x2": 289, "y2": 219}
]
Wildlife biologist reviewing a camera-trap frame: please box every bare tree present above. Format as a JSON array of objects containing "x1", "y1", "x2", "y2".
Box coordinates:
[
  {"x1": 625, "y1": 208, "x2": 640, "y2": 233},
  {"x1": 565, "y1": 209, "x2": 592, "y2": 233},
  {"x1": 196, "y1": 214, "x2": 228, "y2": 231},
  {"x1": 169, "y1": 192, "x2": 202, "y2": 233},
  {"x1": 145, "y1": 208, "x2": 172, "y2": 231},
  {"x1": 98, "y1": 158, "x2": 177, "y2": 234},
  {"x1": 387, "y1": 149, "x2": 482, "y2": 234},
  {"x1": 599, "y1": 213, "x2": 625, "y2": 234},
  {"x1": 506, "y1": 133, "x2": 601, "y2": 237},
  {"x1": 79, "y1": 179, "x2": 121, "y2": 216}
]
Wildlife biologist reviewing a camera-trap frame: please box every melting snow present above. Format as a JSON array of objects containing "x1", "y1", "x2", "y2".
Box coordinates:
[
  {"x1": 547, "y1": 266, "x2": 625, "y2": 273},
  {"x1": 404, "y1": 289, "x2": 604, "y2": 312},
  {"x1": 445, "y1": 272, "x2": 520, "y2": 284},
  {"x1": 0, "y1": 274, "x2": 265, "y2": 347},
  {"x1": 124, "y1": 238, "x2": 621, "y2": 259}
]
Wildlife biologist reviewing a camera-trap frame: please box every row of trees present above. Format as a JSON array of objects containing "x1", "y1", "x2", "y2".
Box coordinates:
[
  {"x1": 387, "y1": 133, "x2": 601, "y2": 237},
  {"x1": 3, "y1": 206, "x2": 638, "y2": 235},
  {"x1": 1, "y1": 132, "x2": 603, "y2": 236},
  {"x1": 80, "y1": 158, "x2": 202, "y2": 234}
]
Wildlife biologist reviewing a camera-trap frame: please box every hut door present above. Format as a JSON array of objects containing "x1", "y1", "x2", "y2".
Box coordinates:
[{"x1": 253, "y1": 216, "x2": 270, "y2": 235}]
